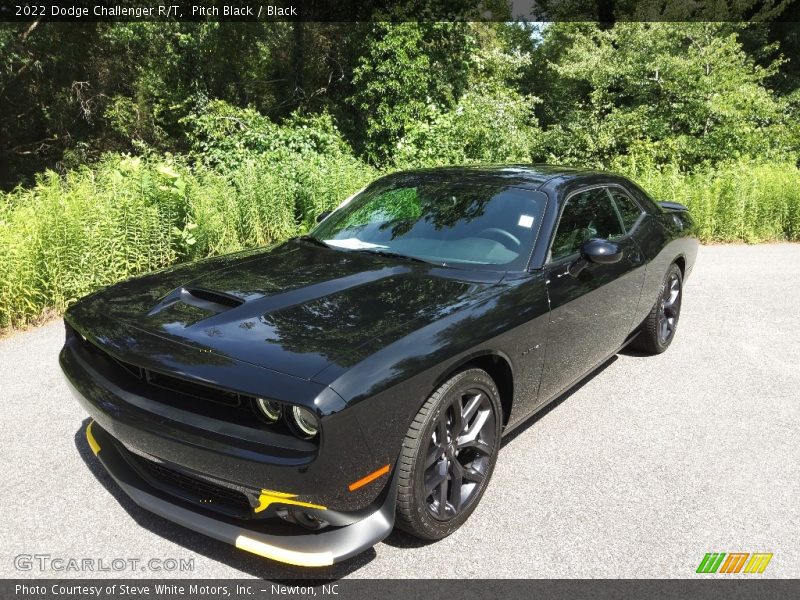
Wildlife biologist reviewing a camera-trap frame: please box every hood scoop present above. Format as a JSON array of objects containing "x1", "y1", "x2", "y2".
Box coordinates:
[
  {"x1": 182, "y1": 287, "x2": 243, "y2": 310},
  {"x1": 147, "y1": 287, "x2": 244, "y2": 318}
]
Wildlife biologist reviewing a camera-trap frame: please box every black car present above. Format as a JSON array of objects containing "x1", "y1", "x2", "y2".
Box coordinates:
[{"x1": 60, "y1": 165, "x2": 698, "y2": 566}]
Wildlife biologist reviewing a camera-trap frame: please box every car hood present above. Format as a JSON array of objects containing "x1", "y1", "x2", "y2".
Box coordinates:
[{"x1": 67, "y1": 239, "x2": 502, "y2": 379}]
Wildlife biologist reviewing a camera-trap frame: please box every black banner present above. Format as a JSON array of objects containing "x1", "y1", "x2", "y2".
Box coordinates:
[
  {"x1": 3, "y1": 579, "x2": 800, "y2": 600},
  {"x1": 1, "y1": 0, "x2": 799, "y2": 22}
]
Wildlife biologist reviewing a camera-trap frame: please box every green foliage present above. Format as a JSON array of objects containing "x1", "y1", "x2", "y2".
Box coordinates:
[
  {"x1": 388, "y1": 36, "x2": 542, "y2": 168},
  {"x1": 104, "y1": 95, "x2": 166, "y2": 150},
  {"x1": 2, "y1": 22, "x2": 800, "y2": 332},
  {"x1": 0, "y1": 156, "x2": 186, "y2": 329},
  {"x1": 182, "y1": 100, "x2": 351, "y2": 170},
  {"x1": 349, "y1": 22, "x2": 476, "y2": 164},
  {"x1": 630, "y1": 161, "x2": 800, "y2": 243},
  {"x1": 191, "y1": 159, "x2": 298, "y2": 254},
  {"x1": 181, "y1": 100, "x2": 377, "y2": 230},
  {"x1": 290, "y1": 152, "x2": 378, "y2": 230},
  {"x1": 396, "y1": 86, "x2": 540, "y2": 167},
  {"x1": 532, "y1": 23, "x2": 799, "y2": 169},
  {"x1": 0, "y1": 148, "x2": 375, "y2": 330}
]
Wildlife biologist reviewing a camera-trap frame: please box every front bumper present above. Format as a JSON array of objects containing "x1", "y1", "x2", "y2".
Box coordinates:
[
  {"x1": 59, "y1": 322, "x2": 391, "y2": 512},
  {"x1": 85, "y1": 421, "x2": 397, "y2": 566}
]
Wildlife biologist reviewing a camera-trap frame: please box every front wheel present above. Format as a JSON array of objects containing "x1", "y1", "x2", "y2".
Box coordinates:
[
  {"x1": 395, "y1": 368, "x2": 502, "y2": 540},
  {"x1": 632, "y1": 262, "x2": 683, "y2": 354}
]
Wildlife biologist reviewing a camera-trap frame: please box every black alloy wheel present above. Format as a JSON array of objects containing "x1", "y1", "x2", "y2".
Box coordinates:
[
  {"x1": 424, "y1": 387, "x2": 496, "y2": 520},
  {"x1": 395, "y1": 368, "x2": 502, "y2": 540},
  {"x1": 632, "y1": 262, "x2": 684, "y2": 354},
  {"x1": 658, "y1": 270, "x2": 682, "y2": 344}
]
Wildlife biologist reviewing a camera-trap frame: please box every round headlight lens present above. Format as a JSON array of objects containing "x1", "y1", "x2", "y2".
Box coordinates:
[
  {"x1": 290, "y1": 406, "x2": 319, "y2": 439},
  {"x1": 255, "y1": 398, "x2": 282, "y2": 423}
]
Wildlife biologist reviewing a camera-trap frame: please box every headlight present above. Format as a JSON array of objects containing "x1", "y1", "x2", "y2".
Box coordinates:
[
  {"x1": 290, "y1": 406, "x2": 319, "y2": 439},
  {"x1": 255, "y1": 397, "x2": 282, "y2": 423}
]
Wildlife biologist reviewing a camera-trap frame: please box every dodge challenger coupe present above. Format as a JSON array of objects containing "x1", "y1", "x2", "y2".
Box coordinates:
[{"x1": 60, "y1": 165, "x2": 698, "y2": 567}]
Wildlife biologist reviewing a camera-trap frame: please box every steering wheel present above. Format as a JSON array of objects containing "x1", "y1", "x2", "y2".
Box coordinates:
[{"x1": 478, "y1": 227, "x2": 521, "y2": 249}]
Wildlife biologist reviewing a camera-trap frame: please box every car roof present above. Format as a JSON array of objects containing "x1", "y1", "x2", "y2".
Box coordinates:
[{"x1": 385, "y1": 164, "x2": 609, "y2": 190}]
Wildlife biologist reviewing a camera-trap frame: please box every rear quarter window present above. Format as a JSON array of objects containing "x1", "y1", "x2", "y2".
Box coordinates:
[{"x1": 608, "y1": 188, "x2": 644, "y2": 232}]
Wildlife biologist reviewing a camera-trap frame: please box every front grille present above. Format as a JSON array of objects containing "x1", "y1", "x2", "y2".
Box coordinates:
[
  {"x1": 66, "y1": 322, "x2": 320, "y2": 449},
  {"x1": 145, "y1": 370, "x2": 241, "y2": 407},
  {"x1": 72, "y1": 328, "x2": 250, "y2": 412},
  {"x1": 132, "y1": 453, "x2": 253, "y2": 516}
]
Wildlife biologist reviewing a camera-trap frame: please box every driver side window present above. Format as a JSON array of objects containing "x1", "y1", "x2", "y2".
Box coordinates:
[{"x1": 550, "y1": 187, "x2": 624, "y2": 260}]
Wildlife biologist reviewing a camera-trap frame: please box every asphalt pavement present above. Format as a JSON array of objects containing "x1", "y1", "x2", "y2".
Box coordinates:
[{"x1": 1, "y1": 244, "x2": 798, "y2": 579}]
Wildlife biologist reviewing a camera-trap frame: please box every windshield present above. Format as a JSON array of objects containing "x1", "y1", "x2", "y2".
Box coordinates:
[{"x1": 310, "y1": 175, "x2": 547, "y2": 270}]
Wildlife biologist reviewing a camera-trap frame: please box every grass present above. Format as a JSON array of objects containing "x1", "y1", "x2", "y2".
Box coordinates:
[
  {"x1": 0, "y1": 153, "x2": 375, "y2": 331},
  {"x1": 633, "y1": 162, "x2": 800, "y2": 243}
]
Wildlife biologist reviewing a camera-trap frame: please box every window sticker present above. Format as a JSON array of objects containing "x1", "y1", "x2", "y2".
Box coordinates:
[{"x1": 518, "y1": 214, "x2": 535, "y2": 228}]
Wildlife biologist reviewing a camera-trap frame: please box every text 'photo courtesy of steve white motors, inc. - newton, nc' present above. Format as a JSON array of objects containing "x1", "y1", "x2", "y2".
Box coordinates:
[
  {"x1": 20, "y1": 4, "x2": 298, "y2": 18},
  {"x1": 14, "y1": 583, "x2": 339, "y2": 597}
]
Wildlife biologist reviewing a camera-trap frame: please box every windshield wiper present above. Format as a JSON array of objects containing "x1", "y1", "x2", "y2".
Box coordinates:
[
  {"x1": 296, "y1": 235, "x2": 330, "y2": 248},
  {"x1": 355, "y1": 248, "x2": 445, "y2": 267}
]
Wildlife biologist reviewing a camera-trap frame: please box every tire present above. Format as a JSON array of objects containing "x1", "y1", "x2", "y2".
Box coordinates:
[
  {"x1": 632, "y1": 262, "x2": 683, "y2": 354},
  {"x1": 395, "y1": 368, "x2": 502, "y2": 540}
]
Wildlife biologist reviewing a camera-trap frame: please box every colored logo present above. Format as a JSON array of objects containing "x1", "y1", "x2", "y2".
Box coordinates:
[{"x1": 696, "y1": 552, "x2": 773, "y2": 574}]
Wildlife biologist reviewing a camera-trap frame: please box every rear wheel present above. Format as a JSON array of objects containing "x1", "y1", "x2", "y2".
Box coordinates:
[
  {"x1": 395, "y1": 369, "x2": 502, "y2": 540},
  {"x1": 632, "y1": 263, "x2": 683, "y2": 354}
]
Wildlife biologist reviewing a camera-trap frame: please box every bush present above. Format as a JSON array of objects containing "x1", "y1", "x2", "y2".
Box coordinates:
[
  {"x1": 3, "y1": 94, "x2": 799, "y2": 334},
  {"x1": 631, "y1": 161, "x2": 800, "y2": 243},
  {"x1": 186, "y1": 160, "x2": 298, "y2": 257},
  {"x1": 181, "y1": 100, "x2": 377, "y2": 232},
  {"x1": 0, "y1": 156, "x2": 189, "y2": 329},
  {"x1": 396, "y1": 86, "x2": 539, "y2": 167},
  {"x1": 291, "y1": 152, "x2": 378, "y2": 229},
  {"x1": 181, "y1": 100, "x2": 352, "y2": 171},
  {"x1": 0, "y1": 148, "x2": 376, "y2": 331},
  {"x1": 534, "y1": 23, "x2": 799, "y2": 170}
]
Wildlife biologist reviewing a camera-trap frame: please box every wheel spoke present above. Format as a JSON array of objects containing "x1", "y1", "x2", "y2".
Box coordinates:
[
  {"x1": 457, "y1": 437, "x2": 493, "y2": 456},
  {"x1": 425, "y1": 460, "x2": 447, "y2": 495},
  {"x1": 664, "y1": 276, "x2": 680, "y2": 303},
  {"x1": 462, "y1": 465, "x2": 485, "y2": 484},
  {"x1": 460, "y1": 393, "x2": 482, "y2": 431},
  {"x1": 424, "y1": 440, "x2": 441, "y2": 468},
  {"x1": 450, "y1": 400, "x2": 464, "y2": 437},
  {"x1": 458, "y1": 408, "x2": 490, "y2": 446},
  {"x1": 659, "y1": 318, "x2": 670, "y2": 341},
  {"x1": 449, "y1": 460, "x2": 463, "y2": 512},
  {"x1": 436, "y1": 413, "x2": 448, "y2": 445},
  {"x1": 437, "y1": 471, "x2": 449, "y2": 518},
  {"x1": 665, "y1": 292, "x2": 679, "y2": 309}
]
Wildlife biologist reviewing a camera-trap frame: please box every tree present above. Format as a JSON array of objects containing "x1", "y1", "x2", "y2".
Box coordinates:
[
  {"x1": 396, "y1": 36, "x2": 542, "y2": 167},
  {"x1": 530, "y1": 22, "x2": 799, "y2": 169},
  {"x1": 347, "y1": 22, "x2": 475, "y2": 164}
]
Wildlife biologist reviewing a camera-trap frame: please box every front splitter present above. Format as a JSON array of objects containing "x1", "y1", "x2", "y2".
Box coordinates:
[{"x1": 85, "y1": 421, "x2": 397, "y2": 567}]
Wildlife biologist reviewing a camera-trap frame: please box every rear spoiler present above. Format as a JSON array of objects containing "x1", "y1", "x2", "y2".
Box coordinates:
[{"x1": 658, "y1": 201, "x2": 689, "y2": 212}]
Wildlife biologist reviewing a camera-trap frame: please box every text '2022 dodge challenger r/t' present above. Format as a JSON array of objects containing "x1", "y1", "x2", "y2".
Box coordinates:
[{"x1": 60, "y1": 165, "x2": 698, "y2": 567}]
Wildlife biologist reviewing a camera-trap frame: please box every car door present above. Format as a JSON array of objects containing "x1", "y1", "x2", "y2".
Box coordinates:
[{"x1": 536, "y1": 185, "x2": 646, "y2": 404}]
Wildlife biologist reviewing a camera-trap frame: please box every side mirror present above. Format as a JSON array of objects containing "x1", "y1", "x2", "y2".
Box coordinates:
[
  {"x1": 581, "y1": 238, "x2": 623, "y2": 264},
  {"x1": 316, "y1": 210, "x2": 332, "y2": 224},
  {"x1": 569, "y1": 239, "x2": 623, "y2": 276}
]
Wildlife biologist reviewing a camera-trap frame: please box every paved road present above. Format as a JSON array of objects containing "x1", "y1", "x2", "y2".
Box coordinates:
[{"x1": 1, "y1": 244, "x2": 798, "y2": 579}]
